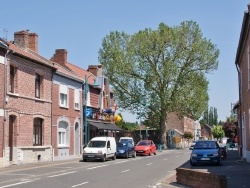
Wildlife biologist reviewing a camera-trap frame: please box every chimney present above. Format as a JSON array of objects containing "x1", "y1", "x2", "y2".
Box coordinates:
[
  {"x1": 88, "y1": 64, "x2": 103, "y2": 76},
  {"x1": 28, "y1": 32, "x2": 38, "y2": 53},
  {"x1": 50, "y1": 49, "x2": 68, "y2": 65},
  {"x1": 14, "y1": 30, "x2": 29, "y2": 49}
]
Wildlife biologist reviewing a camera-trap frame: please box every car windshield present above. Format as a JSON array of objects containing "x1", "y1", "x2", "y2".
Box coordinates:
[
  {"x1": 137, "y1": 141, "x2": 150, "y2": 146},
  {"x1": 120, "y1": 139, "x2": 132, "y2": 143},
  {"x1": 88, "y1": 141, "x2": 106, "y2": 148},
  {"x1": 194, "y1": 141, "x2": 217, "y2": 149},
  {"x1": 117, "y1": 142, "x2": 128, "y2": 148}
]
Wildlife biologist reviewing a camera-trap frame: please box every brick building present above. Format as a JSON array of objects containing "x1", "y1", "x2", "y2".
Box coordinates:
[
  {"x1": 50, "y1": 49, "x2": 84, "y2": 160},
  {"x1": 0, "y1": 30, "x2": 56, "y2": 166},
  {"x1": 235, "y1": 3, "x2": 250, "y2": 162}
]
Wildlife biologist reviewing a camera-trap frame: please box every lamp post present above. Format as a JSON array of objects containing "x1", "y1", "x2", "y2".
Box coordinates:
[{"x1": 84, "y1": 74, "x2": 99, "y2": 146}]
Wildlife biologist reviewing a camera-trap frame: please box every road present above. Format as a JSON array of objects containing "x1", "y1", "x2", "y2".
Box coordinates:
[{"x1": 0, "y1": 150, "x2": 191, "y2": 188}]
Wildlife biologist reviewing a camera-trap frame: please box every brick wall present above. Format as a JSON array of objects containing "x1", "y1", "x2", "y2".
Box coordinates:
[
  {"x1": 3, "y1": 53, "x2": 53, "y2": 165},
  {"x1": 176, "y1": 168, "x2": 227, "y2": 188}
]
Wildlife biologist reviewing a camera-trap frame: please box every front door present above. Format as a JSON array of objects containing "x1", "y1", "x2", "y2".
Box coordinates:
[{"x1": 9, "y1": 115, "x2": 16, "y2": 161}]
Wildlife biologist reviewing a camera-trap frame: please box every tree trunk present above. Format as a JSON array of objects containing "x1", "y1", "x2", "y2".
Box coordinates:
[{"x1": 159, "y1": 114, "x2": 167, "y2": 149}]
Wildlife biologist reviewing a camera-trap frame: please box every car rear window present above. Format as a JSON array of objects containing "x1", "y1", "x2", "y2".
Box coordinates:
[{"x1": 194, "y1": 141, "x2": 217, "y2": 149}]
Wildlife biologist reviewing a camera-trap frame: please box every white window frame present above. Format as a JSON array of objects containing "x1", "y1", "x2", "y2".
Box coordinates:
[
  {"x1": 58, "y1": 121, "x2": 69, "y2": 147},
  {"x1": 59, "y1": 84, "x2": 68, "y2": 108},
  {"x1": 74, "y1": 89, "x2": 80, "y2": 110}
]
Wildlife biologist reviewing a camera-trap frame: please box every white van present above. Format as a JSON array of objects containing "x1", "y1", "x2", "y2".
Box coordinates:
[
  {"x1": 119, "y1": 137, "x2": 135, "y2": 146},
  {"x1": 82, "y1": 136, "x2": 117, "y2": 162}
]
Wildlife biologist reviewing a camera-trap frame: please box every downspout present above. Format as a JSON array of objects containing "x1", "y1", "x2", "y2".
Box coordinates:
[
  {"x1": 51, "y1": 70, "x2": 56, "y2": 161},
  {"x1": 236, "y1": 63, "x2": 242, "y2": 158},
  {"x1": 2, "y1": 47, "x2": 9, "y2": 160}
]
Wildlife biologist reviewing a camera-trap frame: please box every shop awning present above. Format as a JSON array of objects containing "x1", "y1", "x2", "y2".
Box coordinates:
[{"x1": 88, "y1": 121, "x2": 123, "y2": 131}]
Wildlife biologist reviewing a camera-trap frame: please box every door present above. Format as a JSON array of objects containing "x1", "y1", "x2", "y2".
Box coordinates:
[{"x1": 9, "y1": 115, "x2": 16, "y2": 161}]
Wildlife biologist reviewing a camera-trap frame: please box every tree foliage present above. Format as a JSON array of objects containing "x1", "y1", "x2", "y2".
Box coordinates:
[
  {"x1": 183, "y1": 131, "x2": 193, "y2": 141},
  {"x1": 199, "y1": 106, "x2": 218, "y2": 126},
  {"x1": 115, "y1": 113, "x2": 138, "y2": 131},
  {"x1": 99, "y1": 21, "x2": 219, "y2": 146},
  {"x1": 222, "y1": 121, "x2": 237, "y2": 138},
  {"x1": 212, "y1": 125, "x2": 225, "y2": 140}
]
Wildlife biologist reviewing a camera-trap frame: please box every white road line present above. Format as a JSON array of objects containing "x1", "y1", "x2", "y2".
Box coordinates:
[
  {"x1": 87, "y1": 164, "x2": 108, "y2": 170},
  {"x1": 164, "y1": 159, "x2": 168, "y2": 160},
  {"x1": 121, "y1": 169, "x2": 130, "y2": 173},
  {"x1": 72, "y1": 182, "x2": 89, "y2": 187},
  {"x1": 0, "y1": 180, "x2": 31, "y2": 188},
  {"x1": 147, "y1": 163, "x2": 153, "y2": 165},
  {"x1": 48, "y1": 171, "x2": 77, "y2": 177},
  {"x1": 115, "y1": 160, "x2": 127, "y2": 164}
]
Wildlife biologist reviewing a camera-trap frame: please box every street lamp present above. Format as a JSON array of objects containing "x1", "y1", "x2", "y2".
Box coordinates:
[{"x1": 84, "y1": 74, "x2": 99, "y2": 146}]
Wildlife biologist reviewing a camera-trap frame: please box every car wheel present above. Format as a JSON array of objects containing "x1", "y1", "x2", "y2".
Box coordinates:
[
  {"x1": 112, "y1": 153, "x2": 116, "y2": 160},
  {"x1": 83, "y1": 159, "x2": 87, "y2": 162},
  {"x1": 125, "y1": 152, "x2": 129, "y2": 159},
  {"x1": 149, "y1": 151, "x2": 152, "y2": 156},
  {"x1": 154, "y1": 151, "x2": 156, "y2": 155},
  {"x1": 102, "y1": 155, "x2": 106, "y2": 162},
  {"x1": 190, "y1": 159, "x2": 196, "y2": 166}
]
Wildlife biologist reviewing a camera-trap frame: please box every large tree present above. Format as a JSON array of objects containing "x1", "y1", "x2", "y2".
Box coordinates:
[{"x1": 99, "y1": 21, "x2": 219, "y2": 147}]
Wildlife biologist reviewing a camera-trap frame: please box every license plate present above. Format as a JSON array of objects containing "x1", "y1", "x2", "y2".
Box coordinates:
[
  {"x1": 88, "y1": 155, "x2": 94, "y2": 157},
  {"x1": 200, "y1": 158, "x2": 210, "y2": 160},
  {"x1": 138, "y1": 151, "x2": 143, "y2": 153}
]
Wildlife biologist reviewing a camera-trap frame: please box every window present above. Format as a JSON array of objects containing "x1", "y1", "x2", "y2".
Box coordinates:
[
  {"x1": 33, "y1": 118, "x2": 43, "y2": 146},
  {"x1": 74, "y1": 89, "x2": 80, "y2": 110},
  {"x1": 59, "y1": 84, "x2": 68, "y2": 107},
  {"x1": 10, "y1": 65, "x2": 15, "y2": 93},
  {"x1": 58, "y1": 121, "x2": 69, "y2": 147},
  {"x1": 35, "y1": 73, "x2": 41, "y2": 98}
]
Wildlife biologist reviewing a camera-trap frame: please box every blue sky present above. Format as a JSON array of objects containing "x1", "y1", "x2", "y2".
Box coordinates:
[{"x1": 1, "y1": 1, "x2": 249, "y2": 122}]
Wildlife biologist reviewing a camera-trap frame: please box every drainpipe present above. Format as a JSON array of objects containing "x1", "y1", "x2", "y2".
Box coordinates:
[
  {"x1": 235, "y1": 63, "x2": 242, "y2": 158},
  {"x1": 1, "y1": 41, "x2": 9, "y2": 160}
]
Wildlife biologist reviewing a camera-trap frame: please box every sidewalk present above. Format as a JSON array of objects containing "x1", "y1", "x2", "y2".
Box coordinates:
[{"x1": 160, "y1": 148, "x2": 250, "y2": 188}]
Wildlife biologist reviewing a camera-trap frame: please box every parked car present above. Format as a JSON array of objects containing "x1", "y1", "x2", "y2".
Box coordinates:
[
  {"x1": 119, "y1": 137, "x2": 135, "y2": 146},
  {"x1": 82, "y1": 136, "x2": 117, "y2": 162},
  {"x1": 116, "y1": 141, "x2": 136, "y2": 158},
  {"x1": 135, "y1": 140, "x2": 157, "y2": 156},
  {"x1": 219, "y1": 144, "x2": 227, "y2": 159},
  {"x1": 190, "y1": 140, "x2": 222, "y2": 166}
]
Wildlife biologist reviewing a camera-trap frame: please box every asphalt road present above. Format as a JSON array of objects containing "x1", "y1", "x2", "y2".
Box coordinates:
[{"x1": 0, "y1": 150, "x2": 191, "y2": 188}]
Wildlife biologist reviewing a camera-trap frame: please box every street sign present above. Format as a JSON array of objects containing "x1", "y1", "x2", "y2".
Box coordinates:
[{"x1": 170, "y1": 129, "x2": 175, "y2": 136}]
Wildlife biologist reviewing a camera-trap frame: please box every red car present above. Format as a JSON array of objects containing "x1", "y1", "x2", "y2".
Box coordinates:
[{"x1": 135, "y1": 140, "x2": 157, "y2": 156}]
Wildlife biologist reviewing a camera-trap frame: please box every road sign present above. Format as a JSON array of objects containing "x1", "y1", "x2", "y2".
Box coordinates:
[{"x1": 170, "y1": 129, "x2": 175, "y2": 136}]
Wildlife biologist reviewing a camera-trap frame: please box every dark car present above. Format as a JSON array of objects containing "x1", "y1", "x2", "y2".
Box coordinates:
[
  {"x1": 116, "y1": 141, "x2": 136, "y2": 158},
  {"x1": 190, "y1": 140, "x2": 222, "y2": 166},
  {"x1": 219, "y1": 144, "x2": 227, "y2": 159}
]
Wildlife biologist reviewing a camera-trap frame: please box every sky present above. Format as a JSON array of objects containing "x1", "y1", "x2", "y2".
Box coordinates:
[{"x1": 1, "y1": 0, "x2": 249, "y2": 122}]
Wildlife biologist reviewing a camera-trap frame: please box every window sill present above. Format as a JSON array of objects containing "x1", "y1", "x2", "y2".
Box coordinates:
[
  {"x1": 58, "y1": 146, "x2": 69, "y2": 149},
  {"x1": 8, "y1": 92, "x2": 19, "y2": 97},
  {"x1": 59, "y1": 106, "x2": 69, "y2": 109},
  {"x1": 19, "y1": 145, "x2": 52, "y2": 149}
]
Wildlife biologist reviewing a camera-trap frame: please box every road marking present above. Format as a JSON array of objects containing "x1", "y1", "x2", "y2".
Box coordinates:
[
  {"x1": 164, "y1": 159, "x2": 168, "y2": 160},
  {"x1": 72, "y1": 182, "x2": 89, "y2": 187},
  {"x1": 115, "y1": 160, "x2": 127, "y2": 164},
  {"x1": 0, "y1": 180, "x2": 31, "y2": 188},
  {"x1": 121, "y1": 169, "x2": 130, "y2": 173},
  {"x1": 87, "y1": 164, "x2": 108, "y2": 170},
  {"x1": 48, "y1": 171, "x2": 77, "y2": 177},
  {"x1": 147, "y1": 163, "x2": 153, "y2": 165}
]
